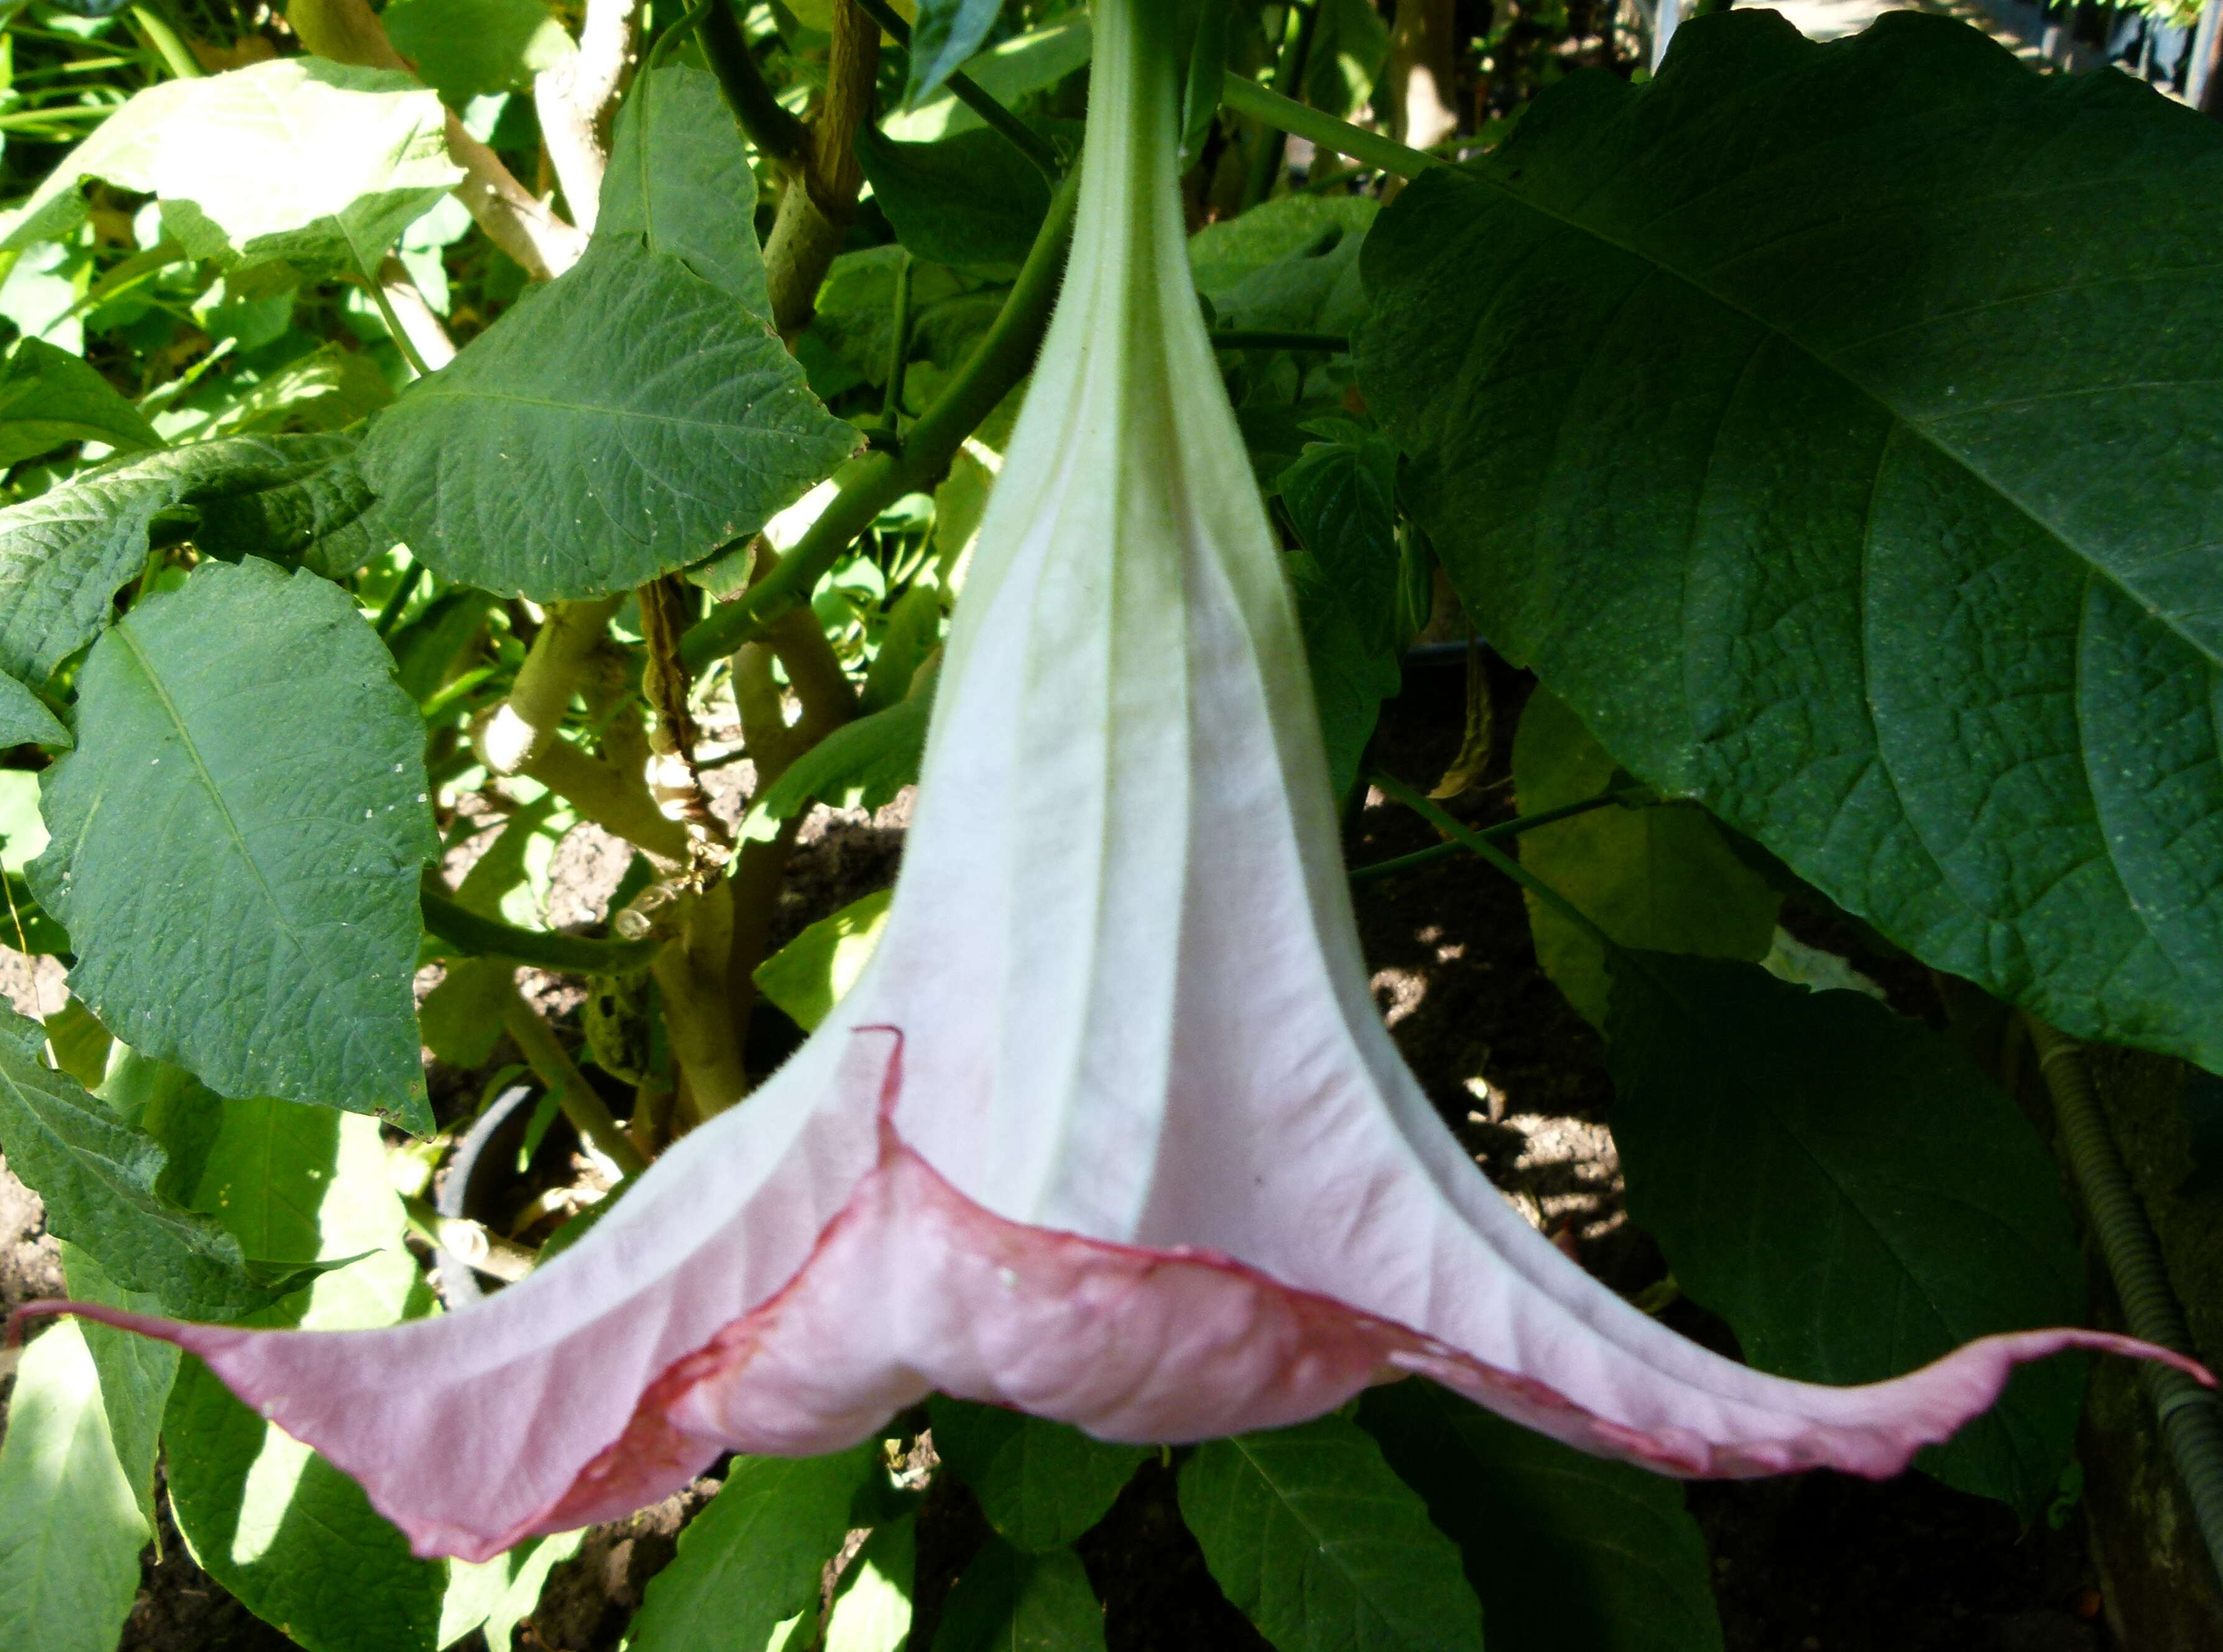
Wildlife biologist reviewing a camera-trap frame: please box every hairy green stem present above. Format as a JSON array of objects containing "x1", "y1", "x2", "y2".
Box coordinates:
[
  {"x1": 851, "y1": 0, "x2": 1064, "y2": 180},
  {"x1": 2028, "y1": 1020, "x2": 2223, "y2": 1585},
  {"x1": 883, "y1": 249, "x2": 915, "y2": 424},
  {"x1": 680, "y1": 164, "x2": 1083, "y2": 670},
  {"x1": 422, "y1": 885, "x2": 662, "y2": 974},
  {"x1": 1371, "y1": 768, "x2": 1619, "y2": 951},
  {"x1": 1221, "y1": 72, "x2": 1443, "y2": 179},
  {"x1": 1348, "y1": 784, "x2": 1655, "y2": 884},
  {"x1": 499, "y1": 979, "x2": 649, "y2": 1179}
]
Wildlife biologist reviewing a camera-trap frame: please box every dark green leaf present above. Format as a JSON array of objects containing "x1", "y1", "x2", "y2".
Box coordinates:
[
  {"x1": 861, "y1": 585, "x2": 945, "y2": 714},
  {"x1": 1606, "y1": 951, "x2": 2087, "y2": 1516},
  {"x1": 856, "y1": 126, "x2": 1051, "y2": 276},
  {"x1": 1362, "y1": 12, "x2": 2223, "y2": 1068},
  {"x1": 0, "y1": 433, "x2": 380, "y2": 684},
  {"x1": 928, "y1": 1397, "x2": 1147, "y2": 1552},
  {"x1": 0, "y1": 1007, "x2": 272, "y2": 1319},
  {"x1": 906, "y1": 0, "x2": 1005, "y2": 108},
  {"x1": 933, "y1": 1540, "x2": 1107, "y2": 1652},
  {"x1": 0, "y1": 1318, "x2": 149, "y2": 1652},
  {"x1": 1360, "y1": 1380, "x2": 1722, "y2": 1652},
  {"x1": 363, "y1": 67, "x2": 853, "y2": 600},
  {"x1": 192, "y1": 433, "x2": 394, "y2": 579},
  {"x1": 1191, "y1": 196, "x2": 1375, "y2": 335},
  {"x1": 30, "y1": 560, "x2": 437, "y2": 1130},
  {"x1": 1280, "y1": 433, "x2": 1403, "y2": 797},
  {"x1": 1514, "y1": 688, "x2": 1777, "y2": 1028},
  {"x1": 627, "y1": 1448, "x2": 880, "y2": 1651},
  {"x1": 0, "y1": 338, "x2": 161, "y2": 467},
  {"x1": 0, "y1": 671, "x2": 67, "y2": 748},
  {"x1": 383, "y1": 0, "x2": 575, "y2": 106},
  {"x1": 1, "y1": 873, "x2": 69, "y2": 956},
  {"x1": 1302, "y1": 0, "x2": 1389, "y2": 121},
  {"x1": 1177, "y1": 1414, "x2": 1485, "y2": 1652}
]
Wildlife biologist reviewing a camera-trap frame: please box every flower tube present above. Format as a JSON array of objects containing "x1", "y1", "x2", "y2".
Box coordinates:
[{"x1": 25, "y1": 0, "x2": 2203, "y2": 1563}]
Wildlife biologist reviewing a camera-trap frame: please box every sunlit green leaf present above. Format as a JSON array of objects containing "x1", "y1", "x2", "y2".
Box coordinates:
[
  {"x1": 929, "y1": 1396, "x2": 1147, "y2": 1553},
  {"x1": 0, "y1": 338, "x2": 161, "y2": 468},
  {"x1": 754, "y1": 890, "x2": 892, "y2": 1033},
  {"x1": 384, "y1": 0, "x2": 576, "y2": 107}
]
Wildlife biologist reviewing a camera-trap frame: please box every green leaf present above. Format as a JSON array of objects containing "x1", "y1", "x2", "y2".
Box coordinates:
[
  {"x1": 933, "y1": 1541, "x2": 1107, "y2": 1652},
  {"x1": 1360, "y1": 11, "x2": 2223, "y2": 1069},
  {"x1": 163, "y1": 1092, "x2": 443, "y2": 1652},
  {"x1": 1, "y1": 872, "x2": 70, "y2": 956},
  {"x1": 30, "y1": 559, "x2": 437, "y2": 1130},
  {"x1": 0, "y1": 1006, "x2": 274, "y2": 1320},
  {"x1": 420, "y1": 956, "x2": 514, "y2": 1068},
  {"x1": 1190, "y1": 195, "x2": 1375, "y2": 335},
  {"x1": 886, "y1": 19, "x2": 1093, "y2": 144},
  {"x1": 1513, "y1": 688, "x2": 1778, "y2": 1028},
  {"x1": 0, "y1": 338, "x2": 162, "y2": 468},
  {"x1": 907, "y1": 0, "x2": 1007, "y2": 107},
  {"x1": 928, "y1": 1396, "x2": 1147, "y2": 1552},
  {"x1": 1359, "y1": 1380, "x2": 1723, "y2": 1652},
  {"x1": 627, "y1": 1448, "x2": 880, "y2": 1652},
  {"x1": 753, "y1": 889, "x2": 892, "y2": 1032},
  {"x1": 383, "y1": 0, "x2": 576, "y2": 107},
  {"x1": 440, "y1": 1530, "x2": 583, "y2": 1652},
  {"x1": 3, "y1": 57, "x2": 460, "y2": 275},
  {"x1": 0, "y1": 432, "x2": 387, "y2": 685},
  {"x1": 62, "y1": 1239, "x2": 180, "y2": 1528},
  {"x1": 1301, "y1": 0, "x2": 1389, "y2": 121},
  {"x1": 1279, "y1": 433, "x2": 1404, "y2": 798},
  {"x1": 856, "y1": 126, "x2": 1051, "y2": 277},
  {"x1": 861, "y1": 584, "x2": 944, "y2": 714},
  {"x1": 1606, "y1": 951, "x2": 2089, "y2": 1516},
  {"x1": 0, "y1": 1319, "x2": 150, "y2": 1652},
  {"x1": 746, "y1": 683, "x2": 933, "y2": 832},
  {"x1": 0, "y1": 670, "x2": 67, "y2": 748},
  {"x1": 192, "y1": 434, "x2": 394, "y2": 580},
  {"x1": 823, "y1": 1517, "x2": 914, "y2": 1652},
  {"x1": 362, "y1": 66, "x2": 853, "y2": 601},
  {"x1": 44, "y1": 994, "x2": 109, "y2": 1089},
  {"x1": 1177, "y1": 1414, "x2": 1485, "y2": 1652}
]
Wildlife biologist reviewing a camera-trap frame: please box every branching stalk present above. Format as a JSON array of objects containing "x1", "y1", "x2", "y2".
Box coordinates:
[
  {"x1": 1347, "y1": 783, "x2": 1655, "y2": 883},
  {"x1": 498, "y1": 979, "x2": 649, "y2": 1179},
  {"x1": 762, "y1": 0, "x2": 880, "y2": 337},
  {"x1": 680, "y1": 165, "x2": 1082, "y2": 669},
  {"x1": 851, "y1": 0, "x2": 1064, "y2": 181},
  {"x1": 700, "y1": 0, "x2": 808, "y2": 165},
  {"x1": 1220, "y1": 72, "x2": 1443, "y2": 180}
]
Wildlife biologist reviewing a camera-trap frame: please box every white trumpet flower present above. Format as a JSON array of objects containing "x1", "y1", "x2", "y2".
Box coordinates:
[{"x1": 34, "y1": 0, "x2": 2195, "y2": 1563}]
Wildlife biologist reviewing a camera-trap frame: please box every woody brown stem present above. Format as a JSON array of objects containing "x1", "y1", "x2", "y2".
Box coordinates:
[{"x1": 762, "y1": 0, "x2": 881, "y2": 337}]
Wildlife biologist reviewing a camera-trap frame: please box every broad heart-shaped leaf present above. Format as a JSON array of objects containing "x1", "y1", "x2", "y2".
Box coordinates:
[
  {"x1": 63, "y1": 1240, "x2": 180, "y2": 1528},
  {"x1": 822, "y1": 1517, "x2": 914, "y2": 1652},
  {"x1": 2, "y1": 57, "x2": 458, "y2": 275},
  {"x1": 1359, "y1": 11, "x2": 2223, "y2": 1070},
  {"x1": 382, "y1": 0, "x2": 575, "y2": 107},
  {"x1": 29, "y1": 560, "x2": 436, "y2": 1130},
  {"x1": 0, "y1": 432, "x2": 386, "y2": 685},
  {"x1": 1514, "y1": 687, "x2": 1778, "y2": 1028},
  {"x1": 928, "y1": 1395, "x2": 1148, "y2": 1552},
  {"x1": 0, "y1": 671, "x2": 67, "y2": 747},
  {"x1": 362, "y1": 65, "x2": 853, "y2": 600},
  {"x1": 746, "y1": 687, "x2": 932, "y2": 833},
  {"x1": 1191, "y1": 194, "x2": 1375, "y2": 335},
  {"x1": 933, "y1": 1541, "x2": 1107, "y2": 1652},
  {"x1": 1279, "y1": 433, "x2": 1405, "y2": 798},
  {"x1": 0, "y1": 338, "x2": 161, "y2": 467},
  {"x1": 1177, "y1": 1414, "x2": 1485, "y2": 1652},
  {"x1": 1606, "y1": 951, "x2": 2089, "y2": 1518},
  {"x1": 626, "y1": 1448, "x2": 880, "y2": 1651},
  {"x1": 907, "y1": 0, "x2": 1005, "y2": 108},
  {"x1": 856, "y1": 126, "x2": 1052, "y2": 277},
  {"x1": 0, "y1": 1318, "x2": 150, "y2": 1652},
  {"x1": 1359, "y1": 1380, "x2": 1723, "y2": 1652},
  {"x1": 0, "y1": 1007, "x2": 275, "y2": 1320},
  {"x1": 161, "y1": 1092, "x2": 446, "y2": 1652}
]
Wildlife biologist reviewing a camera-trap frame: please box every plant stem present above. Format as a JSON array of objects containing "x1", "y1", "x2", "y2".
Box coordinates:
[
  {"x1": 1370, "y1": 768, "x2": 1620, "y2": 951},
  {"x1": 422, "y1": 885, "x2": 662, "y2": 974},
  {"x1": 499, "y1": 980, "x2": 649, "y2": 1178},
  {"x1": 851, "y1": 0, "x2": 1064, "y2": 180},
  {"x1": 699, "y1": 0, "x2": 807, "y2": 165},
  {"x1": 2027, "y1": 1018, "x2": 2223, "y2": 1579},
  {"x1": 374, "y1": 560, "x2": 426, "y2": 637},
  {"x1": 681, "y1": 164, "x2": 1081, "y2": 670},
  {"x1": 883, "y1": 249, "x2": 915, "y2": 424},
  {"x1": 1241, "y1": 0, "x2": 1319, "y2": 211},
  {"x1": 362, "y1": 270, "x2": 434, "y2": 379},
  {"x1": 762, "y1": 0, "x2": 879, "y2": 336},
  {"x1": 1220, "y1": 72, "x2": 1443, "y2": 180},
  {"x1": 399, "y1": 1195, "x2": 537, "y2": 1283},
  {"x1": 129, "y1": 6, "x2": 202, "y2": 78},
  {"x1": 1348, "y1": 785, "x2": 1653, "y2": 883}
]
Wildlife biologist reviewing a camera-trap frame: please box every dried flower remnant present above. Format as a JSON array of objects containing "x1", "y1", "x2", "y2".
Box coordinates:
[{"x1": 21, "y1": 0, "x2": 2204, "y2": 1563}]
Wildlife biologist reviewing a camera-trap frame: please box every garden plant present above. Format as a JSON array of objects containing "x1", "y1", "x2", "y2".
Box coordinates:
[{"x1": 0, "y1": 0, "x2": 2219, "y2": 1647}]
